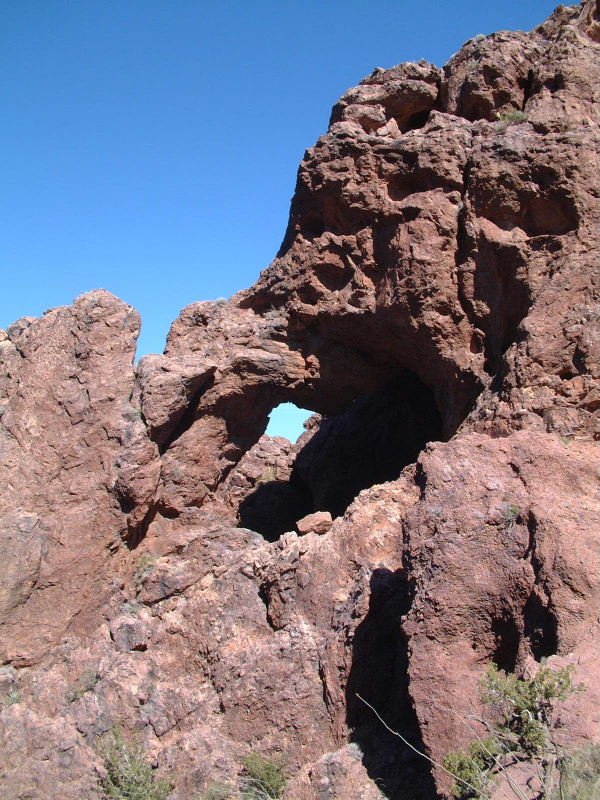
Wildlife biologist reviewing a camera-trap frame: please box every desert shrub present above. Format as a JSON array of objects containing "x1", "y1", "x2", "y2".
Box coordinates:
[
  {"x1": 99, "y1": 726, "x2": 172, "y2": 800},
  {"x1": 444, "y1": 737, "x2": 502, "y2": 799},
  {"x1": 240, "y1": 752, "x2": 286, "y2": 799},
  {"x1": 135, "y1": 554, "x2": 156, "y2": 580},
  {"x1": 551, "y1": 742, "x2": 600, "y2": 800},
  {"x1": 444, "y1": 664, "x2": 582, "y2": 799},
  {"x1": 500, "y1": 503, "x2": 520, "y2": 531},
  {"x1": 481, "y1": 663, "x2": 577, "y2": 755},
  {"x1": 199, "y1": 754, "x2": 285, "y2": 800},
  {"x1": 2, "y1": 688, "x2": 22, "y2": 707},
  {"x1": 200, "y1": 783, "x2": 237, "y2": 800},
  {"x1": 256, "y1": 465, "x2": 278, "y2": 486},
  {"x1": 498, "y1": 109, "x2": 527, "y2": 124}
]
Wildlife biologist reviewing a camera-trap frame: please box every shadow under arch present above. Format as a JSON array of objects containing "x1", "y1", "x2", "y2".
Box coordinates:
[
  {"x1": 238, "y1": 372, "x2": 443, "y2": 541},
  {"x1": 346, "y1": 568, "x2": 438, "y2": 800}
]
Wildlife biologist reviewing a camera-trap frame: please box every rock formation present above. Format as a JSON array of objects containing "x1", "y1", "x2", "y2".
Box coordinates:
[{"x1": 0, "y1": 3, "x2": 598, "y2": 799}]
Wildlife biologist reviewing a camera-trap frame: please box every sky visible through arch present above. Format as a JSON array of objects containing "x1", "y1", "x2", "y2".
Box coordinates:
[
  {"x1": 266, "y1": 402, "x2": 312, "y2": 441},
  {"x1": 2, "y1": 1, "x2": 559, "y2": 437}
]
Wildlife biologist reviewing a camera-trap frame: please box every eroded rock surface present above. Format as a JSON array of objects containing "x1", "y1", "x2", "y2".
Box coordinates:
[
  {"x1": 0, "y1": 3, "x2": 598, "y2": 799},
  {"x1": 0, "y1": 290, "x2": 140, "y2": 664}
]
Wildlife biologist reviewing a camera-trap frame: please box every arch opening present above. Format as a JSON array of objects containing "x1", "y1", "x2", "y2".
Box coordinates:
[
  {"x1": 265, "y1": 402, "x2": 312, "y2": 442},
  {"x1": 237, "y1": 371, "x2": 443, "y2": 541}
]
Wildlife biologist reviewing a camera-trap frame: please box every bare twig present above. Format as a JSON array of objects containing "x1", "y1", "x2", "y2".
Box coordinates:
[{"x1": 355, "y1": 693, "x2": 495, "y2": 800}]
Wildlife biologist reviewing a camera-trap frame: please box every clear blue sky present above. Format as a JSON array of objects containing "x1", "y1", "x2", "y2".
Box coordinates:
[{"x1": 1, "y1": 1, "x2": 559, "y2": 436}]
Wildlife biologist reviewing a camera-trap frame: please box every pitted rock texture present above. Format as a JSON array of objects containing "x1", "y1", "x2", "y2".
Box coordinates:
[
  {"x1": 110, "y1": 1, "x2": 599, "y2": 533},
  {"x1": 0, "y1": 3, "x2": 598, "y2": 800}
]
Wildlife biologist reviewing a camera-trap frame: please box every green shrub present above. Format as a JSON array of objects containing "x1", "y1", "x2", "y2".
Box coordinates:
[
  {"x1": 256, "y1": 466, "x2": 278, "y2": 486},
  {"x1": 198, "y1": 753, "x2": 285, "y2": 800},
  {"x1": 498, "y1": 109, "x2": 527, "y2": 125},
  {"x1": 135, "y1": 555, "x2": 157, "y2": 584},
  {"x1": 481, "y1": 663, "x2": 577, "y2": 755},
  {"x1": 444, "y1": 737, "x2": 502, "y2": 799},
  {"x1": 240, "y1": 752, "x2": 286, "y2": 799},
  {"x1": 99, "y1": 726, "x2": 172, "y2": 800},
  {"x1": 500, "y1": 503, "x2": 520, "y2": 532},
  {"x1": 200, "y1": 783, "x2": 237, "y2": 800},
  {"x1": 444, "y1": 664, "x2": 582, "y2": 799},
  {"x1": 2, "y1": 688, "x2": 22, "y2": 707}
]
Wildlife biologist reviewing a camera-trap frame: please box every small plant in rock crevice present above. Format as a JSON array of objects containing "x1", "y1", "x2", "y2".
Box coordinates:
[
  {"x1": 135, "y1": 554, "x2": 157, "y2": 586},
  {"x1": 199, "y1": 753, "x2": 286, "y2": 800},
  {"x1": 256, "y1": 465, "x2": 278, "y2": 486},
  {"x1": 443, "y1": 663, "x2": 585, "y2": 799},
  {"x1": 99, "y1": 726, "x2": 172, "y2": 800},
  {"x1": 496, "y1": 108, "x2": 527, "y2": 126},
  {"x1": 500, "y1": 503, "x2": 520, "y2": 532},
  {"x1": 2, "y1": 688, "x2": 22, "y2": 707},
  {"x1": 241, "y1": 752, "x2": 286, "y2": 799}
]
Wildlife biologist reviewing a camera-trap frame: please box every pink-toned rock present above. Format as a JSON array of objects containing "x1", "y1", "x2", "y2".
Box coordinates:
[
  {"x1": 296, "y1": 511, "x2": 333, "y2": 535},
  {"x1": 285, "y1": 744, "x2": 386, "y2": 800},
  {"x1": 0, "y1": 290, "x2": 140, "y2": 664},
  {"x1": 109, "y1": 612, "x2": 153, "y2": 652},
  {"x1": 0, "y1": 4, "x2": 598, "y2": 800}
]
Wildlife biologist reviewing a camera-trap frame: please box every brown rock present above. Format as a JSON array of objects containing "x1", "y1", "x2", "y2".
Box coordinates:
[
  {"x1": 0, "y1": 4, "x2": 598, "y2": 800},
  {"x1": 296, "y1": 511, "x2": 333, "y2": 535},
  {"x1": 285, "y1": 744, "x2": 386, "y2": 799},
  {"x1": 0, "y1": 290, "x2": 140, "y2": 664}
]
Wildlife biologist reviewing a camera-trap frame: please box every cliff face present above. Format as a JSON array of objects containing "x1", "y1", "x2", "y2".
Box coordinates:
[{"x1": 0, "y1": 3, "x2": 598, "y2": 799}]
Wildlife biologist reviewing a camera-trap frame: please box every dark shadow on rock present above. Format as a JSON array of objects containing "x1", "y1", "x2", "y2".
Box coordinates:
[
  {"x1": 523, "y1": 590, "x2": 558, "y2": 661},
  {"x1": 293, "y1": 373, "x2": 442, "y2": 519},
  {"x1": 346, "y1": 568, "x2": 438, "y2": 800},
  {"x1": 238, "y1": 373, "x2": 443, "y2": 540},
  {"x1": 238, "y1": 478, "x2": 312, "y2": 542}
]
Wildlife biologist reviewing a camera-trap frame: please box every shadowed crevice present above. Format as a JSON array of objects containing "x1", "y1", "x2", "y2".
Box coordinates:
[
  {"x1": 346, "y1": 569, "x2": 438, "y2": 800},
  {"x1": 238, "y1": 373, "x2": 443, "y2": 540},
  {"x1": 157, "y1": 372, "x2": 216, "y2": 455}
]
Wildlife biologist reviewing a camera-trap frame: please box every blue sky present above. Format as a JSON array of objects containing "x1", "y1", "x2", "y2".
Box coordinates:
[{"x1": 1, "y1": 0, "x2": 559, "y2": 438}]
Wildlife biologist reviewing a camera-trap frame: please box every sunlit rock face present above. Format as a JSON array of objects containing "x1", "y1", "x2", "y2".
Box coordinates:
[{"x1": 0, "y1": 3, "x2": 598, "y2": 799}]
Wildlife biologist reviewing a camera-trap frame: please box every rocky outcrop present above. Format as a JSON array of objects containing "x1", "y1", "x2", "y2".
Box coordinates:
[
  {"x1": 0, "y1": 3, "x2": 598, "y2": 799},
  {"x1": 0, "y1": 291, "x2": 140, "y2": 665}
]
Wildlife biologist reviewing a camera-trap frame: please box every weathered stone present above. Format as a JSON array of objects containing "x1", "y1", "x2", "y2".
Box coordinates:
[
  {"x1": 109, "y1": 613, "x2": 153, "y2": 652},
  {"x1": 0, "y1": 290, "x2": 140, "y2": 664},
  {"x1": 296, "y1": 511, "x2": 333, "y2": 535},
  {"x1": 0, "y1": 3, "x2": 597, "y2": 799}
]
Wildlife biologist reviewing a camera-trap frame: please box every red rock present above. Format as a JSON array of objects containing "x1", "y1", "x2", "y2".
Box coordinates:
[
  {"x1": 0, "y1": 3, "x2": 598, "y2": 799},
  {"x1": 296, "y1": 511, "x2": 333, "y2": 535},
  {"x1": 0, "y1": 290, "x2": 140, "y2": 664}
]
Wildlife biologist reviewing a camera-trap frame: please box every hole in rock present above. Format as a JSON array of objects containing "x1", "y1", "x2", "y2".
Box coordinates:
[
  {"x1": 300, "y1": 212, "x2": 325, "y2": 239},
  {"x1": 523, "y1": 590, "x2": 558, "y2": 661},
  {"x1": 544, "y1": 73, "x2": 565, "y2": 94},
  {"x1": 402, "y1": 109, "x2": 431, "y2": 132},
  {"x1": 238, "y1": 372, "x2": 443, "y2": 541},
  {"x1": 313, "y1": 261, "x2": 353, "y2": 291},
  {"x1": 265, "y1": 403, "x2": 312, "y2": 442},
  {"x1": 491, "y1": 614, "x2": 520, "y2": 672}
]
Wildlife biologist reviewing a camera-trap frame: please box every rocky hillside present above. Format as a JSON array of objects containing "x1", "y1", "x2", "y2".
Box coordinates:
[{"x1": 0, "y1": 3, "x2": 598, "y2": 799}]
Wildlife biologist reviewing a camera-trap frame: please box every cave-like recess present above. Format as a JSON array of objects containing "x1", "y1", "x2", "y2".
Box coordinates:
[{"x1": 238, "y1": 370, "x2": 443, "y2": 540}]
